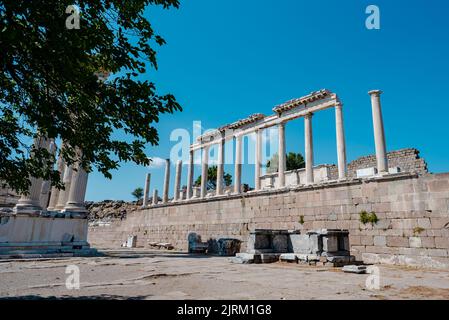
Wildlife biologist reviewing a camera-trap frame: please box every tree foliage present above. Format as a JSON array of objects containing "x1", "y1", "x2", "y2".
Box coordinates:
[
  {"x1": 131, "y1": 187, "x2": 144, "y2": 201},
  {"x1": 195, "y1": 166, "x2": 232, "y2": 190},
  {"x1": 266, "y1": 152, "x2": 305, "y2": 174},
  {"x1": 0, "y1": 0, "x2": 181, "y2": 194}
]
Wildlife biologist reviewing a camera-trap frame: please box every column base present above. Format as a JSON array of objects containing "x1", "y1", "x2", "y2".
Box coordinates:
[{"x1": 13, "y1": 203, "x2": 42, "y2": 217}]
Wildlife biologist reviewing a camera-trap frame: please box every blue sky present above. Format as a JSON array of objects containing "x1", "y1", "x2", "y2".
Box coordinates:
[{"x1": 87, "y1": 0, "x2": 449, "y2": 201}]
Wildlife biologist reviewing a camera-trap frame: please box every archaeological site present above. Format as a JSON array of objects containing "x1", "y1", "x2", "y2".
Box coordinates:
[{"x1": 1, "y1": 1, "x2": 449, "y2": 306}]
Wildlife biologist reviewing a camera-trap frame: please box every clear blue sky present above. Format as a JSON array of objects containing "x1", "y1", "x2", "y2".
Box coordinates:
[{"x1": 87, "y1": 0, "x2": 449, "y2": 201}]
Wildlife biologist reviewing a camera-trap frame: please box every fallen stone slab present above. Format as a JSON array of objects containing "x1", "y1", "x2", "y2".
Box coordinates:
[
  {"x1": 342, "y1": 265, "x2": 368, "y2": 274},
  {"x1": 280, "y1": 253, "x2": 298, "y2": 262}
]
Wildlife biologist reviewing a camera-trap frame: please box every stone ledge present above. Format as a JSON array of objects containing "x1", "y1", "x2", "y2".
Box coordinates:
[{"x1": 139, "y1": 172, "x2": 419, "y2": 210}]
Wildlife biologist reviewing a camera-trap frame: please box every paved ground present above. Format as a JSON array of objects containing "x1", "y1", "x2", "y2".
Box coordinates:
[{"x1": 1, "y1": 248, "x2": 449, "y2": 300}]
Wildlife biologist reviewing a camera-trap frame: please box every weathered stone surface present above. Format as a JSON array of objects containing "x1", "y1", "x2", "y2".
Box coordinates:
[
  {"x1": 217, "y1": 238, "x2": 241, "y2": 256},
  {"x1": 88, "y1": 173, "x2": 449, "y2": 270},
  {"x1": 342, "y1": 265, "x2": 367, "y2": 274},
  {"x1": 280, "y1": 253, "x2": 298, "y2": 262}
]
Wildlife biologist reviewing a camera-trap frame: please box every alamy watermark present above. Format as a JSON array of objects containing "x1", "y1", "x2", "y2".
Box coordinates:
[
  {"x1": 366, "y1": 5, "x2": 381, "y2": 30},
  {"x1": 65, "y1": 265, "x2": 80, "y2": 290},
  {"x1": 66, "y1": 5, "x2": 80, "y2": 30}
]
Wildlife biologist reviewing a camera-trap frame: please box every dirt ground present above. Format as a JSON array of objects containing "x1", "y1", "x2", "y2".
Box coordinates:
[{"x1": 1, "y1": 248, "x2": 449, "y2": 300}]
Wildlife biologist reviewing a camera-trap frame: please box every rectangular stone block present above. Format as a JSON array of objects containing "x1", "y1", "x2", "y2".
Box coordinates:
[
  {"x1": 373, "y1": 235, "x2": 387, "y2": 247},
  {"x1": 409, "y1": 237, "x2": 422, "y2": 248},
  {"x1": 289, "y1": 234, "x2": 309, "y2": 253},
  {"x1": 387, "y1": 236, "x2": 409, "y2": 247},
  {"x1": 435, "y1": 237, "x2": 449, "y2": 249}
]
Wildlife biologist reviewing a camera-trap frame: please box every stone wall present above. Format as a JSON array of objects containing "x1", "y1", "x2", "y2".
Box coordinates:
[{"x1": 89, "y1": 172, "x2": 449, "y2": 269}]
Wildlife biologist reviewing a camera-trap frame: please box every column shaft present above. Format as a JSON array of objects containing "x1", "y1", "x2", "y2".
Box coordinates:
[
  {"x1": 335, "y1": 104, "x2": 347, "y2": 180},
  {"x1": 186, "y1": 150, "x2": 194, "y2": 199},
  {"x1": 305, "y1": 113, "x2": 314, "y2": 185},
  {"x1": 369, "y1": 90, "x2": 388, "y2": 173},
  {"x1": 254, "y1": 129, "x2": 262, "y2": 190},
  {"x1": 174, "y1": 160, "x2": 182, "y2": 201},
  {"x1": 47, "y1": 152, "x2": 65, "y2": 211},
  {"x1": 200, "y1": 147, "x2": 209, "y2": 198},
  {"x1": 64, "y1": 149, "x2": 89, "y2": 213},
  {"x1": 142, "y1": 173, "x2": 151, "y2": 207},
  {"x1": 278, "y1": 123, "x2": 286, "y2": 188},
  {"x1": 234, "y1": 135, "x2": 242, "y2": 194},
  {"x1": 152, "y1": 189, "x2": 159, "y2": 205},
  {"x1": 216, "y1": 138, "x2": 225, "y2": 195},
  {"x1": 14, "y1": 135, "x2": 51, "y2": 214},
  {"x1": 162, "y1": 159, "x2": 170, "y2": 203}
]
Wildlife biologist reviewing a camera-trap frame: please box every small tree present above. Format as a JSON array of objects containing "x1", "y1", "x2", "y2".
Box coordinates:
[
  {"x1": 266, "y1": 152, "x2": 305, "y2": 174},
  {"x1": 195, "y1": 166, "x2": 232, "y2": 190},
  {"x1": 131, "y1": 187, "x2": 144, "y2": 201}
]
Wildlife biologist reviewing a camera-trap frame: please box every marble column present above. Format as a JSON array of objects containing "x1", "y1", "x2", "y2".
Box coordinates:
[
  {"x1": 55, "y1": 164, "x2": 73, "y2": 211},
  {"x1": 47, "y1": 152, "x2": 65, "y2": 211},
  {"x1": 369, "y1": 90, "x2": 388, "y2": 173},
  {"x1": 142, "y1": 173, "x2": 151, "y2": 207},
  {"x1": 14, "y1": 135, "x2": 51, "y2": 215},
  {"x1": 186, "y1": 150, "x2": 194, "y2": 200},
  {"x1": 152, "y1": 189, "x2": 159, "y2": 205},
  {"x1": 216, "y1": 137, "x2": 225, "y2": 196},
  {"x1": 254, "y1": 129, "x2": 262, "y2": 191},
  {"x1": 39, "y1": 139, "x2": 57, "y2": 209},
  {"x1": 234, "y1": 135, "x2": 242, "y2": 194},
  {"x1": 200, "y1": 146, "x2": 209, "y2": 198},
  {"x1": 278, "y1": 123, "x2": 286, "y2": 188},
  {"x1": 64, "y1": 152, "x2": 89, "y2": 213},
  {"x1": 305, "y1": 113, "x2": 314, "y2": 185},
  {"x1": 162, "y1": 159, "x2": 170, "y2": 203},
  {"x1": 335, "y1": 103, "x2": 347, "y2": 180},
  {"x1": 174, "y1": 160, "x2": 182, "y2": 201}
]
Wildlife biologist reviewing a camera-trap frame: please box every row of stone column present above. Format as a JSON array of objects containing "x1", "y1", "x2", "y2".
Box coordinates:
[
  {"x1": 14, "y1": 139, "x2": 89, "y2": 215},
  {"x1": 142, "y1": 90, "x2": 387, "y2": 206}
]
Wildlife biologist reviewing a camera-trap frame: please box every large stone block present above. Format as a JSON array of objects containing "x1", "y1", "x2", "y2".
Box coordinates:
[
  {"x1": 272, "y1": 234, "x2": 289, "y2": 252},
  {"x1": 289, "y1": 234, "x2": 311, "y2": 253}
]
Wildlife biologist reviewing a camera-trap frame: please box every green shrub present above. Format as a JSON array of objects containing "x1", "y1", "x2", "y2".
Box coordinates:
[
  {"x1": 359, "y1": 211, "x2": 378, "y2": 225},
  {"x1": 299, "y1": 215, "x2": 305, "y2": 225}
]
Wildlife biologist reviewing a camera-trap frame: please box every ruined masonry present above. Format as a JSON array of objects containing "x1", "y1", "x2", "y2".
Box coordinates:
[{"x1": 88, "y1": 89, "x2": 449, "y2": 270}]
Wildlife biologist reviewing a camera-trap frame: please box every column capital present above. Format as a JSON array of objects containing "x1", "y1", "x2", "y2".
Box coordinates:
[
  {"x1": 304, "y1": 112, "x2": 314, "y2": 119},
  {"x1": 368, "y1": 89, "x2": 383, "y2": 96},
  {"x1": 335, "y1": 102, "x2": 343, "y2": 109}
]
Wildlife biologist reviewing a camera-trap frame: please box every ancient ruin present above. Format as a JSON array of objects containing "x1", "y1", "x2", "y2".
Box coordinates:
[
  {"x1": 85, "y1": 89, "x2": 449, "y2": 270},
  {"x1": 2, "y1": 89, "x2": 449, "y2": 271}
]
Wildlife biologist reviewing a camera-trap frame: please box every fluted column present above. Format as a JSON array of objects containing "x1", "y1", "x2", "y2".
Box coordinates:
[
  {"x1": 369, "y1": 90, "x2": 388, "y2": 173},
  {"x1": 335, "y1": 103, "x2": 347, "y2": 180},
  {"x1": 39, "y1": 139, "x2": 57, "y2": 209},
  {"x1": 216, "y1": 136, "x2": 225, "y2": 196},
  {"x1": 234, "y1": 135, "x2": 242, "y2": 194},
  {"x1": 174, "y1": 160, "x2": 182, "y2": 201},
  {"x1": 200, "y1": 146, "x2": 209, "y2": 198},
  {"x1": 186, "y1": 150, "x2": 194, "y2": 200},
  {"x1": 305, "y1": 113, "x2": 314, "y2": 185},
  {"x1": 142, "y1": 173, "x2": 151, "y2": 207},
  {"x1": 47, "y1": 152, "x2": 65, "y2": 211},
  {"x1": 55, "y1": 164, "x2": 73, "y2": 211},
  {"x1": 162, "y1": 159, "x2": 170, "y2": 203},
  {"x1": 152, "y1": 189, "x2": 159, "y2": 205},
  {"x1": 278, "y1": 123, "x2": 286, "y2": 188},
  {"x1": 254, "y1": 129, "x2": 262, "y2": 191},
  {"x1": 64, "y1": 151, "x2": 89, "y2": 213},
  {"x1": 14, "y1": 135, "x2": 51, "y2": 215}
]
